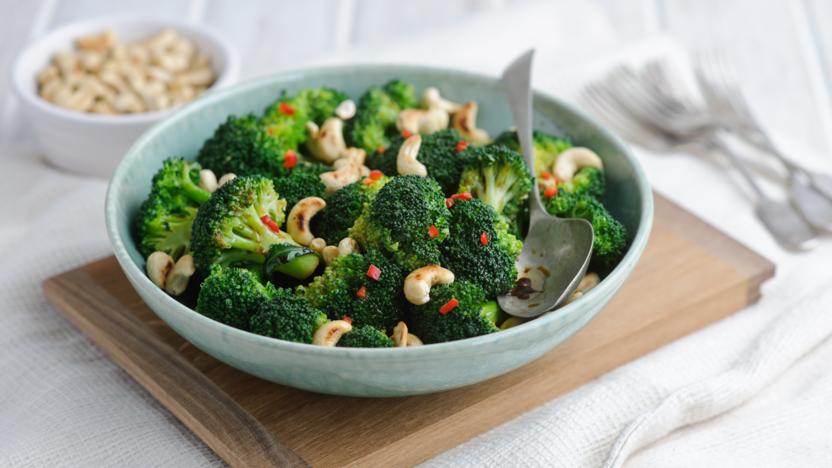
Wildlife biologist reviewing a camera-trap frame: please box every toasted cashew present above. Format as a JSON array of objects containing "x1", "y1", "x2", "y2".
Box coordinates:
[
  {"x1": 452, "y1": 101, "x2": 490, "y2": 144},
  {"x1": 392, "y1": 321, "x2": 409, "y2": 347},
  {"x1": 338, "y1": 237, "x2": 359, "y2": 256},
  {"x1": 396, "y1": 134, "x2": 427, "y2": 177},
  {"x1": 322, "y1": 245, "x2": 340, "y2": 265},
  {"x1": 335, "y1": 99, "x2": 356, "y2": 120},
  {"x1": 500, "y1": 317, "x2": 527, "y2": 330},
  {"x1": 309, "y1": 237, "x2": 327, "y2": 253},
  {"x1": 335, "y1": 147, "x2": 366, "y2": 167},
  {"x1": 565, "y1": 272, "x2": 600, "y2": 304},
  {"x1": 406, "y1": 334, "x2": 424, "y2": 346},
  {"x1": 554, "y1": 148, "x2": 603, "y2": 182},
  {"x1": 313, "y1": 320, "x2": 352, "y2": 346},
  {"x1": 404, "y1": 265, "x2": 455, "y2": 305},
  {"x1": 198, "y1": 169, "x2": 218, "y2": 192},
  {"x1": 146, "y1": 251, "x2": 174, "y2": 289},
  {"x1": 165, "y1": 254, "x2": 195, "y2": 296},
  {"x1": 320, "y1": 162, "x2": 362, "y2": 195},
  {"x1": 396, "y1": 108, "x2": 449, "y2": 135},
  {"x1": 306, "y1": 118, "x2": 347, "y2": 164},
  {"x1": 422, "y1": 87, "x2": 462, "y2": 113},
  {"x1": 287, "y1": 197, "x2": 326, "y2": 246},
  {"x1": 217, "y1": 173, "x2": 236, "y2": 188}
]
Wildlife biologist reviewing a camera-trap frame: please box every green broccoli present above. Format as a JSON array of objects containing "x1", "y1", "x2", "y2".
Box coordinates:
[
  {"x1": 368, "y1": 129, "x2": 470, "y2": 195},
  {"x1": 272, "y1": 165, "x2": 326, "y2": 210},
  {"x1": 312, "y1": 176, "x2": 390, "y2": 245},
  {"x1": 440, "y1": 198, "x2": 520, "y2": 297},
  {"x1": 338, "y1": 325, "x2": 394, "y2": 348},
  {"x1": 409, "y1": 281, "x2": 500, "y2": 343},
  {"x1": 493, "y1": 130, "x2": 572, "y2": 177},
  {"x1": 457, "y1": 145, "x2": 532, "y2": 235},
  {"x1": 350, "y1": 175, "x2": 450, "y2": 271},
  {"x1": 299, "y1": 250, "x2": 404, "y2": 330},
  {"x1": 544, "y1": 168, "x2": 626, "y2": 272},
  {"x1": 262, "y1": 87, "x2": 349, "y2": 150},
  {"x1": 347, "y1": 80, "x2": 417, "y2": 154},
  {"x1": 190, "y1": 175, "x2": 319, "y2": 279},
  {"x1": 249, "y1": 288, "x2": 329, "y2": 343},
  {"x1": 136, "y1": 158, "x2": 211, "y2": 259},
  {"x1": 195, "y1": 265, "x2": 277, "y2": 330},
  {"x1": 196, "y1": 114, "x2": 290, "y2": 178}
]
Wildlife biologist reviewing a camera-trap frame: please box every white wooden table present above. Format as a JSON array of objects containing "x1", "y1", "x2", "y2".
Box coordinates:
[{"x1": 3, "y1": 0, "x2": 832, "y2": 154}]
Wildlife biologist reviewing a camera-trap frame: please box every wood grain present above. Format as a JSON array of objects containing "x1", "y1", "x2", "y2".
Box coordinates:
[{"x1": 43, "y1": 193, "x2": 774, "y2": 467}]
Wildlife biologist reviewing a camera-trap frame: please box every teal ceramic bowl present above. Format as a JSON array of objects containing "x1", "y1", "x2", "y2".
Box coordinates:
[{"x1": 106, "y1": 64, "x2": 653, "y2": 397}]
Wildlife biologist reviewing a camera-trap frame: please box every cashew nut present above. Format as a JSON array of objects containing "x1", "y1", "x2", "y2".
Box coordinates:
[
  {"x1": 309, "y1": 237, "x2": 327, "y2": 253},
  {"x1": 396, "y1": 134, "x2": 427, "y2": 177},
  {"x1": 452, "y1": 101, "x2": 490, "y2": 144},
  {"x1": 404, "y1": 265, "x2": 455, "y2": 305},
  {"x1": 554, "y1": 148, "x2": 604, "y2": 182},
  {"x1": 392, "y1": 321, "x2": 409, "y2": 347},
  {"x1": 396, "y1": 108, "x2": 449, "y2": 135},
  {"x1": 335, "y1": 147, "x2": 366, "y2": 168},
  {"x1": 320, "y1": 162, "x2": 362, "y2": 195},
  {"x1": 305, "y1": 118, "x2": 347, "y2": 164},
  {"x1": 337, "y1": 237, "x2": 359, "y2": 256},
  {"x1": 565, "y1": 272, "x2": 600, "y2": 304},
  {"x1": 321, "y1": 245, "x2": 340, "y2": 265},
  {"x1": 406, "y1": 334, "x2": 424, "y2": 346},
  {"x1": 500, "y1": 317, "x2": 527, "y2": 330},
  {"x1": 335, "y1": 99, "x2": 356, "y2": 120},
  {"x1": 287, "y1": 197, "x2": 326, "y2": 246},
  {"x1": 146, "y1": 251, "x2": 174, "y2": 289},
  {"x1": 165, "y1": 254, "x2": 195, "y2": 296},
  {"x1": 422, "y1": 87, "x2": 462, "y2": 113},
  {"x1": 312, "y1": 320, "x2": 352, "y2": 346},
  {"x1": 217, "y1": 173, "x2": 236, "y2": 188},
  {"x1": 198, "y1": 168, "x2": 217, "y2": 192}
]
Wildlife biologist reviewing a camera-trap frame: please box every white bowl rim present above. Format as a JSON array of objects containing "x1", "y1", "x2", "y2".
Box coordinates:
[
  {"x1": 11, "y1": 14, "x2": 241, "y2": 125},
  {"x1": 106, "y1": 62, "x2": 654, "y2": 356}
]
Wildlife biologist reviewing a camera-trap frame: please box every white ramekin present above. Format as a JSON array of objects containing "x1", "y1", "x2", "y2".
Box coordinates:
[{"x1": 12, "y1": 16, "x2": 241, "y2": 178}]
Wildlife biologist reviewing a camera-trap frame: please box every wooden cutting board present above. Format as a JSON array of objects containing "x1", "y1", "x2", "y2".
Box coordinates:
[{"x1": 43, "y1": 193, "x2": 773, "y2": 468}]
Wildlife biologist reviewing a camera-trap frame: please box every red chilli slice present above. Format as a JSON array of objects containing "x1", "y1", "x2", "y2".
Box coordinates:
[
  {"x1": 260, "y1": 215, "x2": 281, "y2": 234},
  {"x1": 341, "y1": 315, "x2": 353, "y2": 324},
  {"x1": 355, "y1": 286, "x2": 367, "y2": 300},
  {"x1": 480, "y1": 232, "x2": 489, "y2": 246},
  {"x1": 445, "y1": 197, "x2": 455, "y2": 209},
  {"x1": 451, "y1": 192, "x2": 473, "y2": 201},
  {"x1": 455, "y1": 140, "x2": 469, "y2": 152},
  {"x1": 369, "y1": 169, "x2": 383, "y2": 180},
  {"x1": 283, "y1": 150, "x2": 298, "y2": 169},
  {"x1": 367, "y1": 264, "x2": 382, "y2": 281},
  {"x1": 543, "y1": 186, "x2": 558, "y2": 198},
  {"x1": 439, "y1": 298, "x2": 459, "y2": 315},
  {"x1": 278, "y1": 102, "x2": 295, "y2": 116},
  {"x1": 375, "y1": 146, "x2": 385, "y2": 154},
  {"x1": 402, "y1": 129, "x2": 413, "y2": 139},
  {"x1": 428, "y1": 225, "x2": 439, "y2": 239},
  {"x1": 362, "y1": 177, "x2": 374, "y2": 186},
  {"x1": 540, "y1": 171, "x2": 553, "y2": 180}
]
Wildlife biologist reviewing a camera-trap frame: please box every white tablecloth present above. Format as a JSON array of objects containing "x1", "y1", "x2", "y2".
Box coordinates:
[{"x1": 2, "y1": 1, "x2": 831, "y2": 466}]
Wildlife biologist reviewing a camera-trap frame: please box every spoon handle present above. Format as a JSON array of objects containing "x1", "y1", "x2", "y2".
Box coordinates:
[{"x1": 500, "y1": 49, "x2": 548, "y2": 222}]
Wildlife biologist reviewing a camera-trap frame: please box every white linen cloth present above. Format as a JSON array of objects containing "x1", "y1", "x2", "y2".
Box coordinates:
[{"x1": 2, "y1": 1, "x2": 831, "y2": 466}]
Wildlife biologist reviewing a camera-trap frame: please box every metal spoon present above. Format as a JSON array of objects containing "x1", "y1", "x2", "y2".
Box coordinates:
[{"x1": 497, "y1": 49, "x2": 595, "y2": 318}]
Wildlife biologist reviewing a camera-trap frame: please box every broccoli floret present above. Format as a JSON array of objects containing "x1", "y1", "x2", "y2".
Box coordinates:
[
  {"x1": 249, "y1": 288, "x2": 329, "y2": 344},
  {"x1": 337, "y1": 325, "x2": 394, "y2": 348},
  {"x1": 262, "y1": 87, "x2": 349, "y2": 150},
  {"x1": 543, "y1": 166, "x2": 626, "y2": 270},
  {"x1": 368, "y1": 129, "x2": 469, "y2": 196},
  {"x1": 195, "y1": 265, "x2": 277, "y2": 330},
  {"x1": 136, "y1": 158, "x2": 211, "y2": 259},
  {"x1": 493, "y1": 130, "x2": 572, "y2": 176},
  {"x1": 440, "y1": 198, "x2": 520, "y2": 297},
  {"x1": 196, "y1": 114, "x2": 291, "y2": 178},
  {"x1": 299, "y1": 250, "x2": 404, "y2": 330},
  {"x1": 190, "y1": 175, "x2": 294, "y2": 275},
  {"x1": 409, "y1": 281, "x2": 500, "y2": 343},
  {"x1": 457, "y1": 145, "x2": 532, "y2": 235},
  {"x1": 347, "y1": 80, "x2": 417, "y2": 153},
  {"x1": 350, "y1": 175, "x2": 450, "y2": 271},
  {"x1": 312, "y1": 176, "x2": 390, "y2": 245},
  {"x1": 272, "y1": 165, "x2": 326, "y2": 210}
]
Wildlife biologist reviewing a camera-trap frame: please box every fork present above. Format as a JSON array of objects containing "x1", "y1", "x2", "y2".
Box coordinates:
[{"x1": 584, "y1": 66, "x2": 818, "y2": 251}]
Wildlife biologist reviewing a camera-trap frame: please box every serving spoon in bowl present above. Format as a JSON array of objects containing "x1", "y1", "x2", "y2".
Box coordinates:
[{"x1": 497, "y1": 49, "x2": 595, "y2": 319}]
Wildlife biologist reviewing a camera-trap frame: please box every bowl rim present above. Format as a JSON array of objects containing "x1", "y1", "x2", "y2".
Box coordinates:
[
  {"x1": 11, "y1": 14, "x2": 241, "y2": 125},
  {"x1": 106, "y1": 62, "x2": 654, "y2": 356}
]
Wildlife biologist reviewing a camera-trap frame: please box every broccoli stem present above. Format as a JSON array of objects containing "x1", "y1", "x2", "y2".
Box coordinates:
[{"x1": 180, "y1": 165, "x2": 211, "y2": 204}]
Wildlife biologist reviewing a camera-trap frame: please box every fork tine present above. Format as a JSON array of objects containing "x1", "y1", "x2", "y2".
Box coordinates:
[
  {"x1": 581, "y1": 82, "x2": 665, "y2": 147},
  {"x1": 695, "y1": 51, "x2": 756, "y2": 121}
]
